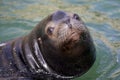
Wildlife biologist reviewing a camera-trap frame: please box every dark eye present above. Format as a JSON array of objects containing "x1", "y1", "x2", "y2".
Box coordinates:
[
  {"x1": 47, "y1": 27, "x2": 54, "y2": 35},
  {"x1": 73, "y1": 14, "x2": 80, "y2": 20}
]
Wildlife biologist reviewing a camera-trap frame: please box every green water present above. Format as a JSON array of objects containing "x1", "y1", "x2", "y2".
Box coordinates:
[{"x1": 0, "y1": 0, "x2": 120, "y2": 80}]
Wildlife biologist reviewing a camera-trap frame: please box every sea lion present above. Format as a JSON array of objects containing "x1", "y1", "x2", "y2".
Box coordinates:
[{"x1": 0, "y1": 11, "x2": 96, "y2": 80}]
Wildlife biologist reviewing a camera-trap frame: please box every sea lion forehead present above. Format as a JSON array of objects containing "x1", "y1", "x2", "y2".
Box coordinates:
[
  {"x1": 52, "y1": 11, "x2": 74, "y2": 21},
  {"x1": 52, "y1": 11, "x2": 66, "y2": 21}
]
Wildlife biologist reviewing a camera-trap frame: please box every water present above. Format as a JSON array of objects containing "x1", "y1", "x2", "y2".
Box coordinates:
[{"x1": 0, "y1": 0, "x2": 120, "y2": 80}]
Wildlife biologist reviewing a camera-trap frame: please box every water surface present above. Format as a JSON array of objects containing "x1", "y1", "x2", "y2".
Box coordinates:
[{"x1": 0, "y1": 0, "x2": 120, "y2": 80}]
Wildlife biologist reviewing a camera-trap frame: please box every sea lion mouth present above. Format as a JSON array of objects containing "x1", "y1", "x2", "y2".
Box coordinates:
[
  {"x1": 69, "y1": 32, "x2": 80, "y2": 41},
  {"x1": 56, "y1": 21, "x2": 85, "y2": 45}
]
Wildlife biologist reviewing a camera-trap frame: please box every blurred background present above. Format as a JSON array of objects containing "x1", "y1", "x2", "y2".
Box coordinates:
[{"x1": 0, "y1": 0, "x2": 120, "y2": 80}]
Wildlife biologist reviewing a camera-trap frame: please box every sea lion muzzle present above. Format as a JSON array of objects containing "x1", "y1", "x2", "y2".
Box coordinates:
[{"x1": 0, "y1": 11, "x2": 96, "y2": 80}]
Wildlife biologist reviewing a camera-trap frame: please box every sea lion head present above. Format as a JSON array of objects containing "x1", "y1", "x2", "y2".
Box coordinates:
[
  {"x1": 34, "y1": 11, "x2": 96, "y2": 79},
  {"x1": 45, "y1": 11, "x2": 91, "y2": 56}
]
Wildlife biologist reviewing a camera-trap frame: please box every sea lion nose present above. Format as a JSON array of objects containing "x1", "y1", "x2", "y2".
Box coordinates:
[{"x1": 52, "y1": 11, "x2": 66, "y2": 21}]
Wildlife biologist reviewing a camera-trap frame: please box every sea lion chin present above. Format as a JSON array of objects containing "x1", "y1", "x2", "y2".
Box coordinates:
[{"x1": 0, "y1": 10, "x2": 96, "y2": 80}]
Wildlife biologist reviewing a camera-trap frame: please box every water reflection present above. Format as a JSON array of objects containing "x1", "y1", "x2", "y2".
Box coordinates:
[{"x1": 0, "y1": 0, "x2": 120, "y2": 80}]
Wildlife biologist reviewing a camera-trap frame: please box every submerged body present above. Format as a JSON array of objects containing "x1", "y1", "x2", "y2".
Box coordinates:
[{"x1": 0, "y1": 11, "x2": 96, "y2": 80}]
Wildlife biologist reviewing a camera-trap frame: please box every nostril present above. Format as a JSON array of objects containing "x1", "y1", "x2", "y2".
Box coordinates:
[
  {"x1": 52, "y1": 11, "x2": 66, "y2": 21},
  {"x1": 65, "y1": 18, "x2": 72, "y2": 29},
  {"x1": 73, "y1": 14, "x2": 80, "y2": 20}
]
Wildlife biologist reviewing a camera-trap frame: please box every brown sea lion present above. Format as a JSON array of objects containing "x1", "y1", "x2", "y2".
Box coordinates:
[{"x1": 0, "y1": 11, "x2": 96, "y2": 80}]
